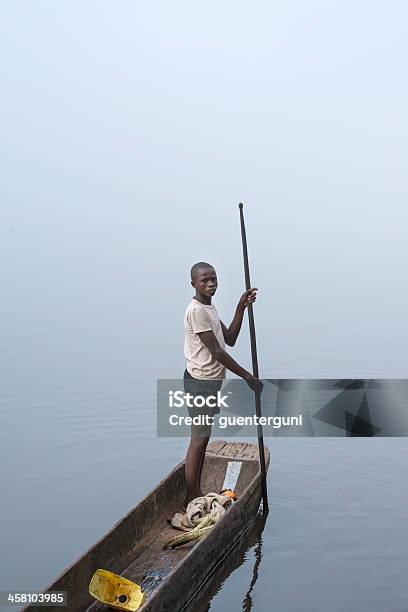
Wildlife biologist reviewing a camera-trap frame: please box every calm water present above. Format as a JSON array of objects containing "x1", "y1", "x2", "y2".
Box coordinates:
[
  {"x1": 1, "y1": 367, "x2": 407, "y2": 611},
  {"x1": 3, "y1": 3, "x2": 408, "y2": 610}
]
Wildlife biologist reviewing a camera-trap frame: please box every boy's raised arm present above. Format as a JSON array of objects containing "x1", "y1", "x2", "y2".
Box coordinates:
[{"x1": 221, "y1": 288, "x2": 258, "y2": 346}]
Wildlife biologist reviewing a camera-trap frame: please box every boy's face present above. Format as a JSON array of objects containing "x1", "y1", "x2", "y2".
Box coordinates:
[{"x1": 192, "y1": 266, "x2": 218, "y2": 297}]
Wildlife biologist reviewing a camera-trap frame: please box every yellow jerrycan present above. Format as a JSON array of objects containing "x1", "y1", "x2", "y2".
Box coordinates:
[{"x1": 89, "y1": 569, "x2": 144, "y2": 611}]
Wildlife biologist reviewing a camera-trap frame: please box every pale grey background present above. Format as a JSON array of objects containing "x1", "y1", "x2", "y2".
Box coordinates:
[{"x1": 1, "y1": 2, "x2": 407, "y2": 611}]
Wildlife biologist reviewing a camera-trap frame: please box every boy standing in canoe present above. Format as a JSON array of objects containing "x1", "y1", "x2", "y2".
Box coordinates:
[{"x1": 183, "y1": 261, "x2": 263, "y2": 502}]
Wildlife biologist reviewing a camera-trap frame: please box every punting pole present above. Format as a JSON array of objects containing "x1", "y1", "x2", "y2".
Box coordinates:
[{"x1": 238, "y1": 202, "x2": 269, "y2": 514}]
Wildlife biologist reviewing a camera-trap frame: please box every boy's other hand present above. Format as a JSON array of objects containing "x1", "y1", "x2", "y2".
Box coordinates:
[
  {"x1": 239, "y1": 287, "x2": 258, "y2": 309},
  {"x1": 245, "y1": 373, "x2": 264, "y2": 395}
]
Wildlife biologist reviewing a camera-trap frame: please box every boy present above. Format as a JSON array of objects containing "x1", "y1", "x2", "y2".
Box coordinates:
[{"x1": 183, "y1": 261, "x2": 263, "y2": 502}]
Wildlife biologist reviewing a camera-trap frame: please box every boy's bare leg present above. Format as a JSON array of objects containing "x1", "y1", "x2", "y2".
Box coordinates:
[
  {"x1": 185, "y1": 423, "x2": 211, "y2": 504},
  {"x1": 197, "y1": 443, "x2": 207, "y2": 493}
]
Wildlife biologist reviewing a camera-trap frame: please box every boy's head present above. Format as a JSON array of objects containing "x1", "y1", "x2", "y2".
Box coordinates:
[{"x1": 190, "y1": 262, "x2": 218, "y2": 298}]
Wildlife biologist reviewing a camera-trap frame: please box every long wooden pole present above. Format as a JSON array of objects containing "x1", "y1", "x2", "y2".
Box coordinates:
[{"x1": 238, "y1": 202, "x2": 269, "y2": 513}]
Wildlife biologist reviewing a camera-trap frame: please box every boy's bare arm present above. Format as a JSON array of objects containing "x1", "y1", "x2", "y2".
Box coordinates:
[
  {"x1": 198, "y1": 330, "x2": 263, "y2": 395},
  {"x1": 221, "y1": 288, "x2": 258, "y2": 346}
]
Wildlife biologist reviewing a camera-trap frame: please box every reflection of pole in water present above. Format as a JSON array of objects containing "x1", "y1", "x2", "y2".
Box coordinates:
[
  {"x1": 242, "y1": 514, "x2": 266, "y2": 612},
  {"x1": 182, "y1": 513, "x2": 267, "y2": 612}
]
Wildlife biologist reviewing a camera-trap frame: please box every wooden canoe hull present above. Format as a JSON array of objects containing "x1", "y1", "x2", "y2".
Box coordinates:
[{"x1": 22, "y1": 440, "x2": 270, "y2": 612}]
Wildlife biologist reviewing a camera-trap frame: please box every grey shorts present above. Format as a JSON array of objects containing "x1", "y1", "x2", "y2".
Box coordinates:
[{"x1": 183, "y1": 368, "x2": 223, "y2": 418}]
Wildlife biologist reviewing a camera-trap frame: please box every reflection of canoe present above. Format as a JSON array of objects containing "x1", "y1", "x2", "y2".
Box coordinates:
[
  {"x1": 22, "y1": 440, "x2": 270, "y2": 612},
  {"x1": 184, "y1": 512, "x2": 268, "y2": 612}
]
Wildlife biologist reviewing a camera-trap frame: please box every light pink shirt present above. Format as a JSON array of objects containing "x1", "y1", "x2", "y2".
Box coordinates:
[{"x1": 184, "y1": 298, "x2": 226, "y2": 379}]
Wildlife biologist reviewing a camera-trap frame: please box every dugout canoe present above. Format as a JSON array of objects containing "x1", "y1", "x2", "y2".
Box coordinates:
[{"x1": 22, "y1": 440, "x2": 270, "y2": 612}]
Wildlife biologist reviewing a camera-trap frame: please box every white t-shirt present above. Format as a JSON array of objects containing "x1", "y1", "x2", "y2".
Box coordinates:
[{"x1": 184, "y1": 298, "x2": 226, "y2": 379}]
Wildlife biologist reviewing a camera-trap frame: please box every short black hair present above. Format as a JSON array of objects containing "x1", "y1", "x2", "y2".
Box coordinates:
[{"x1": 190, "y1": 261, "x2": 215, "y2": 280}]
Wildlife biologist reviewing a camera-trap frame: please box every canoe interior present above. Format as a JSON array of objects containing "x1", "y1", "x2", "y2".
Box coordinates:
[
  {"x1": 22, "y1": 440, "x2": 269, "y2": 612},
  {"x1": 88, "y1": 441, "x2": 263, "y2": 611}
]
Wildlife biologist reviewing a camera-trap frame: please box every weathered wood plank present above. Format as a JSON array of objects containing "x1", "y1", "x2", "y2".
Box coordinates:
[
  {"x1": 206, "y1": 440, "x2": 228, "y2": 455},
  {"x1": 218, "y1": 441, "x2": 249, "y2": 458},
  {"x1": 241, "y1": 444, "x2": 259, "y2": 460}
]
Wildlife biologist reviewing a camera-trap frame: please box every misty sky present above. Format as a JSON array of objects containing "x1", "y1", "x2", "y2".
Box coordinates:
[{"x1": 2, "y1": 1, "x2": 408, "y2": 388}]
